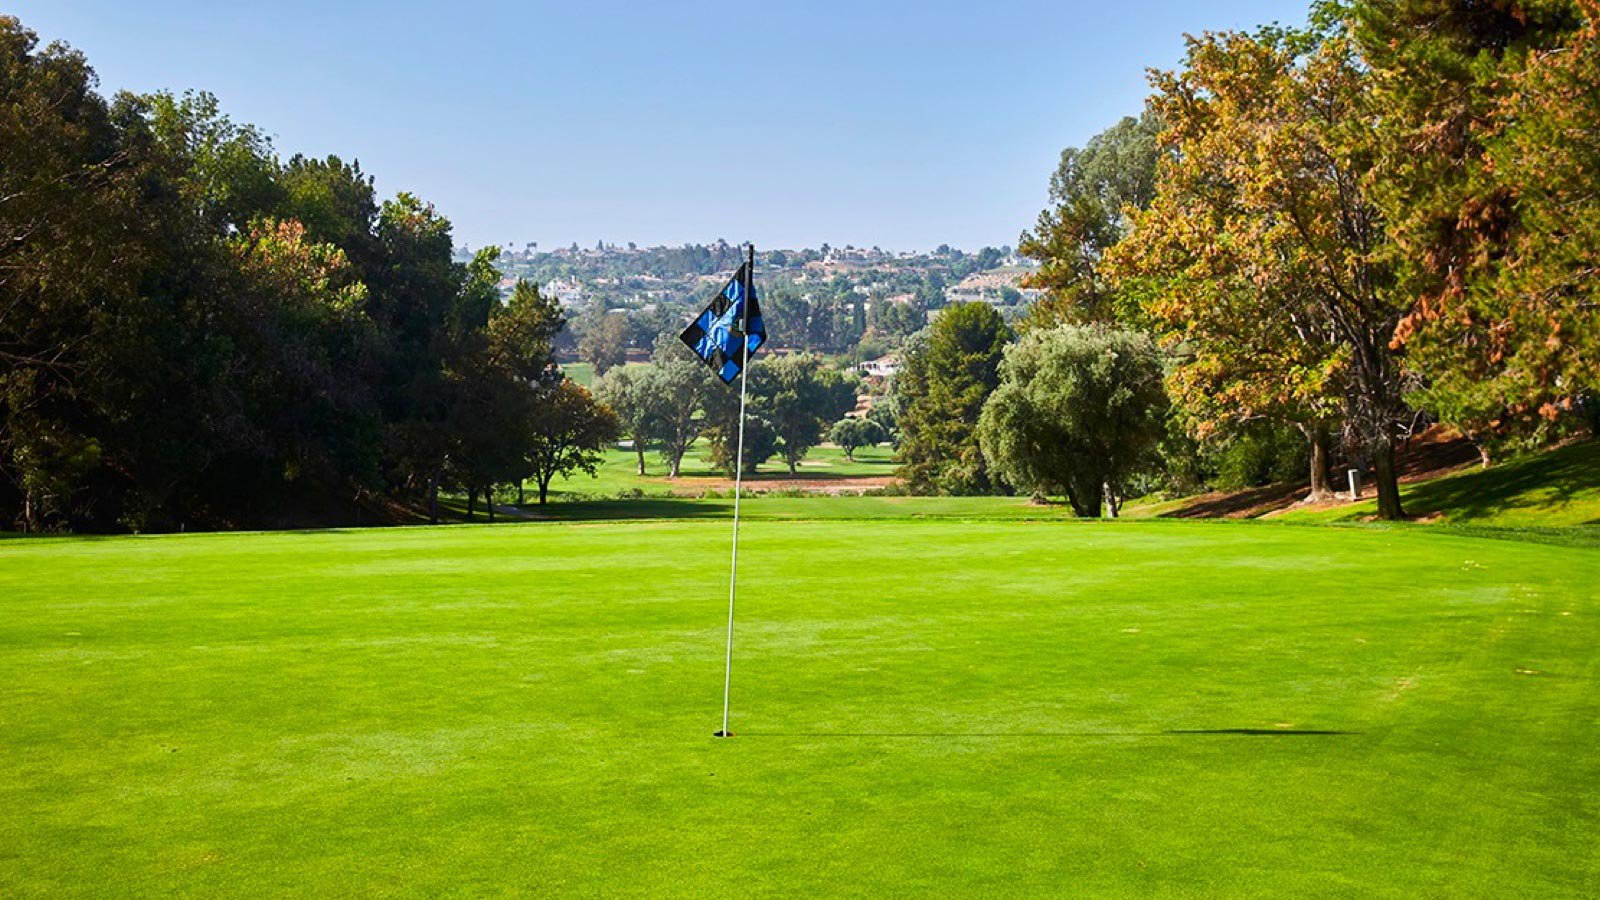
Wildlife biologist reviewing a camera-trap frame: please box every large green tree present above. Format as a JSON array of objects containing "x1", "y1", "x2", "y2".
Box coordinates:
[
  {"x1": 445, "y1": 361, "x2": 533, "y2": 521},
  {"x1": 978, "y1": 325, "x2": 1168, "y2": 517},
  {"x1": 1, "y1": 18, "x2": 143, "y2": 528},
  {"x1": 489, "y1": 279, "x2": 565, "y2": 383},
  {"x1": 645, "y1": 331, "x2": 719, "y2": 477},
  {"x1": 1017, "y1": 111, "x2": 1162, "y2": 328},
  {"x1": 828, "y1": 417, "x2": 885, "y2": 461},
  {"x1": 524, "y1": 380, "x2": 621, "y2": 504},
  {"x1": 1357, "y1": 0, "x2": 1595, "y2": 459},
  {"x1": 219, "y1": 219, "x2": 380, "y2": 498},
  {"x1": 1109, "y1": 24, "x2": 1412, "y2": 518},
  {"x1": 366, "y1": 193, "x2": 483, "y2": 510},
  {"x1": 894, "y1": 303, "x2": 1011, "y2": 494},
  {"x1": 446, "y1": 276, "x2": 565, "y2": 516},
  {"x1": 576, "y1": 304, "x2": 631, "y2": 376},
  {"x1": 703, "y1": 365, "x2": 780, "y2": 478},
  {"x1": 0, "y1": 16, "x2": 569, "y2": 531},
  {"x1": 764, "y1": 355, "x2": 858, "y2": 474},
  {"x1": 278, "y1": 154, "x2": 380, "y2": 276},
  {"x1": 594, "y1": 366, "x2": 658, "y2": 476},
  {"x1": 1483, "y1": 0, "x2": 1600, "y2": 433}
]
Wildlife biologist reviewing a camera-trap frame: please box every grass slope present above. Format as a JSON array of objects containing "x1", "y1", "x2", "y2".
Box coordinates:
[
  {"x1": 3, "y1": 520, "x2": 1598, "y2": 897},
  {"x1": 1280, "y1": 439, "x2": 1600, "y2": 527}
]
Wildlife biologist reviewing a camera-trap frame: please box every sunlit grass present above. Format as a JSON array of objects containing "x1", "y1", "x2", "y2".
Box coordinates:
[
  {"x1": 1279, "y1": 440, "x2": 1600, "y2": 526},
  {"x1": 3, "y1": 518, "x2": 1598, "y2": 896},
  {"x1": 542, "y1": 439, "x2": 898, "y2": 500}
]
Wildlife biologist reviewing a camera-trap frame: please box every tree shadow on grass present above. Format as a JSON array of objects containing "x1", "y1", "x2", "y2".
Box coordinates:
[
  {"x1": 1397, "y1": 440, "x2": 1599, "y2": 521},
  {"x1": 1158, "y1": 481, "x2": 1311, "y2": 519},
  {"x1": 1156, "y1": 436, "x2": 1598, "y2": 523},
  {"x1": 737, "y1": 729, "x2": 1356, "y2": 739},
  {"x1": 524, "y1": 499, "x2": 733, "y2": 521},
  {"x1": 1163, "y1": 728, "x2": 1352, "y2": 736}
]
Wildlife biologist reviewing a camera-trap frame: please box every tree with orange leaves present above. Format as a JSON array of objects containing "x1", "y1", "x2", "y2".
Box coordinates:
[
  {"x1": 1357, "y1": 0, "x2": 1596, "y2": 461},
  {"x1": 1107, "y1": 22, "x2": 1410, "y2": 516}
]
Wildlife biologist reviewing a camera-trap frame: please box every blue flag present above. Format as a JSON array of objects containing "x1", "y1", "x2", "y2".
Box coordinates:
[{"x1": 679, "y1": 262, "x2": 766, "y2": 384}]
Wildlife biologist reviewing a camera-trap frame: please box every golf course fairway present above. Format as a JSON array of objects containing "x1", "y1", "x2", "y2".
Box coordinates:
[{"x1": 3, "y1": 518, "x2": 1597, "y2": 897}]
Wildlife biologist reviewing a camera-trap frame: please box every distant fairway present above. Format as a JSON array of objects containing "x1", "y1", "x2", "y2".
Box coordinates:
[
  {"x1": 542, "y1": 439, "x2": 900, "y2": 500},
  {"x1": 3, "y1": 515, "x2": 1598, "y2": 896}
]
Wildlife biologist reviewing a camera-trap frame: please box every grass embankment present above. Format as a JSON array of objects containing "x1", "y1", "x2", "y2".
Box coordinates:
[
  {"x1": 541, "y1": 425, "x2": 1597, "y2": 530},
  {"x1": 3, "y1": 518, "x2": 1598, "y2": 896},
  {"x1": 1278, "y1": 439, "x2": 1600, "y2": 527}
]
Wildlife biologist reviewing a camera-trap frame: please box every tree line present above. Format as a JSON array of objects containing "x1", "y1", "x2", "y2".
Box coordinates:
[
  {"x1": 892, "y1": 0, "x2": 1600, "y2": 519},
  {"x1": 9, "y1": 2, "x2": 1596, "y2": 528},
  {"x1": 595, "y1": 335, "x2": 858, "y2": 481},
  {"x1": 1, "y1": 18, "x2": 621, "y2": 531},
  {"x1": 566, "y1": 271, "x2": 940, "y2": 378}
]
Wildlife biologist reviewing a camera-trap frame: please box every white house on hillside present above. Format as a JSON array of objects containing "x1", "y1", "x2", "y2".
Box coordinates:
[{"x1": 859, "y1": 355, "x2": 901, "y2": 378}]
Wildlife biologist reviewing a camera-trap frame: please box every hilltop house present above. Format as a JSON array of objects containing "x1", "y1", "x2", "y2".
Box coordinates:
[{"x1": 859, "y1": 354, "x2": 901, "y2": 378}]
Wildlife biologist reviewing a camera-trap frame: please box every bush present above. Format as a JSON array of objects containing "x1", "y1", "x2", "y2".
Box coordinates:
[
  {"x1": 976, "y1": 324, "x2": 1167, "y2": 517},
  {"x1": 1214, "y1": 422, "x2": 1310, "y2": 489}
]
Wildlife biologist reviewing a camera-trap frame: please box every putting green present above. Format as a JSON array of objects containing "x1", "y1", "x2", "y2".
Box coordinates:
[{"x1": 2, "y1": 519, "x2": 1597, "y2": 896}]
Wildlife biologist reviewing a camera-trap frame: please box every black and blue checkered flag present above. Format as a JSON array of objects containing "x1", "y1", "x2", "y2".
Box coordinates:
[{"x1": 680, "y1": 262, "x2": 766, "y2": 384}]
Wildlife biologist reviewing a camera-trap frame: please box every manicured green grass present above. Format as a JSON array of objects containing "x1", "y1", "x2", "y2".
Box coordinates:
[
  {"x1": 560, "y1": 361, "x2": 597, "y2": 386},
  {"x1": 544, "y1": 440, "x2": 898, "y2": 500},
  {"x1": 1280, "y1": 439, "x2": 1600, "y2": 526},
  {"x1": 3, "y1": 516, "x2": 1598, "y2": 896},
  {"x1": 560, "y1": 361, "x2": 648, "y2": 388}
]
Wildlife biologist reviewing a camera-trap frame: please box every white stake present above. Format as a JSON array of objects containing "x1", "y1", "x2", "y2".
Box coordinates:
[{"x1": 717, "y1": 245, "x2": 754, "y2": 738}]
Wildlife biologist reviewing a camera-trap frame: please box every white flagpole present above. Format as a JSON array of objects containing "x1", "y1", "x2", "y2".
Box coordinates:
[{"x1": 717, "y1": 243, "x2": 754, "y2": 738}]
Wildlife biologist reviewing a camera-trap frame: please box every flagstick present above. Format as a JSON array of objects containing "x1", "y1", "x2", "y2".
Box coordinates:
[{"x1": 717, "y1": 244, "x2": 754, "y2": 738}]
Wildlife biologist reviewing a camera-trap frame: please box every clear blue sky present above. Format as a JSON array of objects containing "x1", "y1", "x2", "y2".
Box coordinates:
[{"x1": 13, "y1": 0, "x2": 1309, "y2": 252}]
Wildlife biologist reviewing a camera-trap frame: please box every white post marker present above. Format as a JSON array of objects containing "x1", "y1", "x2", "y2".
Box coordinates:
[
  {"x1": 716, "y1": 244, "x2": 755, "y2": 739},
  {"x1": 1347, "y1": 468, "x2": 1360, "y2": 502}
]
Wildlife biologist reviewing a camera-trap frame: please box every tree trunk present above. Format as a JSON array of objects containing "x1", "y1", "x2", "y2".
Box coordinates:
[
  {"x1": 486, "y1": 485, "x2": 495, "y2": 523},
  {"x1": 1064, "y1": 480, "x2": 1102, "y2": 518},
  {"x1": 466, "y1": 487, "x2": 476, "y2": 520},
  {"x1": 517, "y1": 482, "x2": 525, "y2": 505},
  {"x1": 1373, "y1": 438, "x2": 1405, "y2": 520},
  {"x1": 538, "y1": 475, "x2": 551, "y2": 505},
  {"x1": 669, "y1": 447, "x2": 683, "y2": 478},
  {"x1": 636, "y1": 442, "x2": 646, "y2": 476},
  {"x1": 789, "y1": 455, "x2": 798, "y2": 475},
  {"x1": 428, "y1": 466, "x2": 442, "y2": 525},
  {"x1": 1306, "y1": 423, "x2": 1333, "y2": 501},
  {"x1": 1105, "y1": 483, "x2": 1121, "y2": 518}
]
